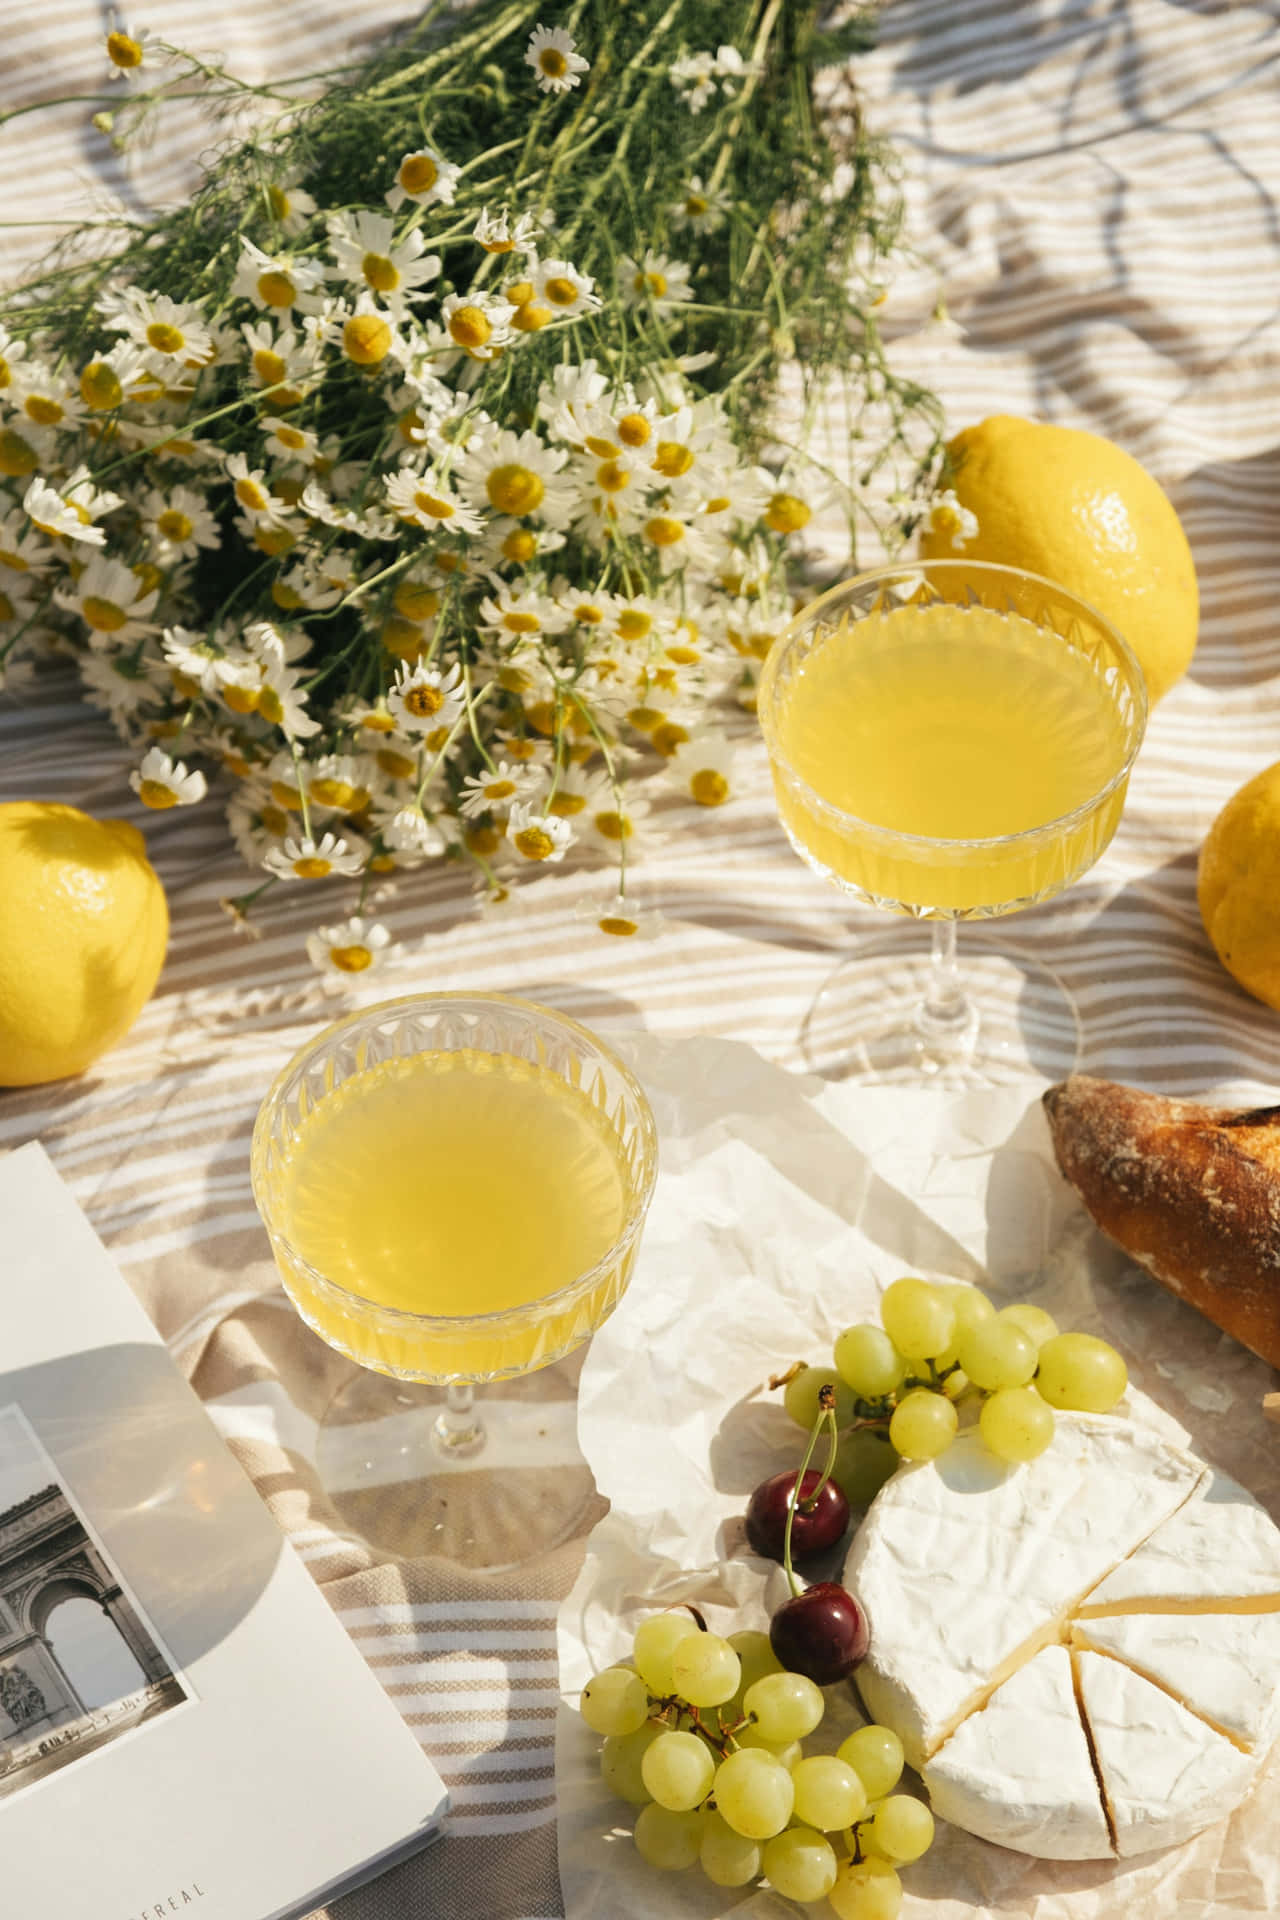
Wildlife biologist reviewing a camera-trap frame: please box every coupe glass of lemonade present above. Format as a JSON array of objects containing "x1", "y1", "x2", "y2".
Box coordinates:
[
  {"x1": 758, "y1": 561, "x2": 1148, "y2": 1080},
  {"x1": 251, "y1": 993, "x2": 657, "y2": 1566}
]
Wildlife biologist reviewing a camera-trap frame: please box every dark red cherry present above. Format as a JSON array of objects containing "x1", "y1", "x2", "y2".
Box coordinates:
[
  {"x1": 769, "y1": 1583, "x2": 869, "y2": 1685},
  {"x1": 745, "y1": 1469, "x2": 851, "y2": 1563}
]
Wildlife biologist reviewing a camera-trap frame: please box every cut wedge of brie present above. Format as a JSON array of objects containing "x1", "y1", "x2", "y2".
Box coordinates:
[{"x1": 844, "y1": 1400, "x2": 1280, "y2": 1859}]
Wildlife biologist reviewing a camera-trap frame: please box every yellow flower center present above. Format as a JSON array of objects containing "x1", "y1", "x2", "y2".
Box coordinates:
[
  {"x1": 665, "y1": 644, "x2": 700, "y2": 666},
  {"x1": 704, "y1": 495, "x2": 732, "y2": 515},
  {"x1": 79, "y1": 362, "x2": 123, "y2": 411},
  {"x1": 265, "y1": 184, "x2": 291, "y2": 222},
  {"x1": 273, "y1": 424, "x2": 309, "y2": 451},
  {"x1": 256, "y1": 686, "x2": 286, "y2": 726},
  {"x1": 393, "y1": 582, "x2": 441, "y2": 621},
  {"x1": 617, "y1": 412, "x2": 651, "y2": 448},
  {"x1": 464, "y1": 824, "x2": 502, "y2": 856},
  {"x1": 584, "y1": 435, "x2": 617, "y2": 459},
  {"x1": 543, "y1": 275, "x2": 580, "y2": 307},
  {"x1": 593, "y1": 809, "x2": 631, "y2": 842},
  {"x1": 505, "y1": 280, "x2": 535, "y2": 307},
  {"x1": 0, "y1": 549, "x2": 28, "y2": 572},
  {"x1": 362, "y1": 251, "x2": 400, "y2": 294},
  {"x1": 502, "y1": 610, "x2": 541, "y2": 633},
  {"x1": 24, "y1": 395, "x2": 64, "y2": 426},
  {"x1": 486, "y1": 463, "x2": 544, "y2": 516},
  {"x1": 369, "y1": 852, "x2": 397, "y2": 873},
  {"x1": 764, "y1": 492, "x2": 812, "y2": 534},
  {"x1": 636, "y1": 271, "x2": 668, "y2": 299},
  {"x1": 235, "y1": 476, "x2": 271, "y2": 513},
  {"x1": 481, "y1": 232, "x2": 515, "y2": 254},
  {"x1": 448, "y1": 305, "x2": 493, "y2": 351},
  {"x1": 625, "y1": 705, "x2": 664, "y2": 732},
  {"x1": 223, "y1": 685, "x2": 260, "y2": 715},
  {"x1": 0, "y1": 355, "x2": 9, "y2": 389},
  {"x1": 548, "y1": 791, "x2": 586, "y2": 817},
  {"x1": 599, "y1": 915, "x2": 639, "y2": 937},
  {"x1": 170, "y1": 669, "x2": 202, "y2": 699},
  {"x1": 330, "y1": 943, "x2": 374, "y2": 973},
  {"x1": 691, "y1": 768, "x2": 730, "y2": 806},
  {"x1": 376, "y1": 747, "x2": 417, "y2": 779},
  {"x1": 644, "y1": 515, "x2": 684, "y2": 548},
  {"x1": 146, "y1": 321, "x2": 186, "y2": 355},
  {"x1": 412, "y1": 489, "x2": 455, "y2": 520},
  {"x1": 435, "y1": 551, "x2": 465, "y2": 574},
  {"x1": 501, "y1": 529, "x2": 537, "y2": 565},
  {"x1": 617, "y1": 609, "x2": 652, "y2": 641},
  {"x1": 381, "y1": 615, "x2": 426, "y2": 660},
  {"x1": 253, "y1": 347, "x2": 288, "y2": 386},
  {"x1": 0, "y1": 589, "x2": 15, "y2": 620},
  {"x1": 685, "y1": 194, "x2": 709, "y2": 217},
  {"x1": 344, "y1": 314, "x2": 393, "y2": 365},
  {"x1": 574, "y1": 602, "x2": 604, "y2": 625},
  {"x1": 524, "y1": 700, "x2": 558, "y2": 736},
  {"x1": 359, "y1": 709, "x2": 397, "y2": 733},
  {"x1": 539, "y1": 47, "x2": 569, "y2": 77},
  {"x1": 311, "y1": 776, "x2": 362, "y2": 809},
  {"x1": 485, "y1": 778, "x2": 518, "y2": 802},
  {"x1": 257, "y1": 270, "x2": 297, "y2": 309},
  {"x1": 595, "y1": 459, "x2": 630, "y2": 494},
  {"x1": 651, "y1": 721, "x2": 690, "y2": 757},
  {"x1": 398, "y1": 154, "x2": 439, "y2": 196},
  {"x1": 82, "y1": 595, "x2": 128, "y2": 633},
  {"x1": 270, "y1": 781, "x2": 303, "y2": 811},
  {"x1": 403, "y1": 683, "x2": 444, "y2": 718},
  {"x1": 514, "y1": 826, "x2": 556, "y2": 861},
  {"x1": 498, "y1": 665, "x2": 532, "y2": 693},
  {"x1": 156, "y1": 508, "x2": 193, "y2": 541},
  {"x1": 293, "y1": 856, "x2": 332, "y2": 879},
  {"x1": 271, "y1": 582, "x2": 303, "y2": 610},
  {"x1": 254, "y1": 524, "x2": 296, "y2": 557},
  {"x1": 137, "y1": 779, "x2": 179, "y2": 810},
  {"x1": 653, "y1": 440, "x2": 694, "y2": 479},
  {"x1": 511, "y1": 303, "x2": 552, "y2": 333},
  {"x1": 107, "y1": 30, "x2": 143, "y2": 68}
]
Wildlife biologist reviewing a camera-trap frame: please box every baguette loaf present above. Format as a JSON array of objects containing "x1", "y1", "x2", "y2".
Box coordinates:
[{"x1": 1042, "y1": 1075, "x2": 1280, "y2": 1372}]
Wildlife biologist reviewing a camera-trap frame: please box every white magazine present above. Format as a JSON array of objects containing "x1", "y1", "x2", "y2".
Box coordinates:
[{"x1": 0, "y1": 1140, "x2": 448, "y2": 1918}]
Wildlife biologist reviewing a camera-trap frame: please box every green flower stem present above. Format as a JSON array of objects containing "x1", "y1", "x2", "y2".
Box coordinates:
[{"x1": 781, "y1": 1399, "x2": 837, "y2": 1601}]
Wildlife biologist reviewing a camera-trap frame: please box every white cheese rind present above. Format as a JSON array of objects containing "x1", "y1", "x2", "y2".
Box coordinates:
[
  {"x1": 1075, "y1": 1611, "x2": 1280, "y2": 1754},
  {"x1": 1081, "y1": 1469, "x2": 1280, "y2": 1612},
  {"x1": 922, "y1": 1647, "x2": 1112, "y2": 1860},
  {"x1": 1076, "y1": 1650, "x2": 1262, "y2": 1858},
  {"x1": 845, "y1": 1411, "x2": 1204, "y2": 1767}
]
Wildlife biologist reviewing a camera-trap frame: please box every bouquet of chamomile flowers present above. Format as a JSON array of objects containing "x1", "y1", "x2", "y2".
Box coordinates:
[{"x1": 0, "y1": 0, "x2": 945, "y2": 977}]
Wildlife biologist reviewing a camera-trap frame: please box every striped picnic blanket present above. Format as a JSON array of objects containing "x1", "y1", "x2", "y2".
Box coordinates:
[{"x1": 3, "y1": 3, "x2": 1279, "y2": 1915}]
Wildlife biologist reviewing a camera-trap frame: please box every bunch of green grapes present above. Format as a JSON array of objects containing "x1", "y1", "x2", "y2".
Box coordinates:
[
  {"x1": 784, "y1": 1277, "x2": 1129, "y2": 1482},
  {"x1": 581, "y1": 1614, "x2": 935, "y2": 1917}
]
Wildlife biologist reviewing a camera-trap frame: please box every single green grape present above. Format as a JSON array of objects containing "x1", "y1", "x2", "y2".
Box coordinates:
[
  {"x1": 941, "y1": 1365, "x2": 971, "y2": 1401},
  {"x1": 879, "y1": 1276, "x2": 956, "y2": 1362},
  {"x1": 633, "y1": 1801, "x2": 706, "y2": 1870},
  {"x1": 996, "y1": 1301, "x2": 1060, "y2": 1348},
  {"x1": 580, "y1": 1665, "x2": 650, "y2": 1736},
  {"x1": 980, "y1": 1385, "x2": 1056, "y2": 1463},
  {"x1": 1035, "y1": 1331, "x2": 1128, "y2": 1412},
  {"x1": 933, "y1": 1284, "x2": 995, "y2": 1366},
  {"x1": 955, "y1": 1317, "x2": 1038, "y2": 1392},
  {"x1": 726, "y1": 1628, "x2": 782, "y2": 1707},
  {"x1": 791, "y1": 1753, "x2": 868, "y2": 1830},
  {"x1": 833, "y1": 1323, "x2": 907, "y2": 1398},
  {"x1": 742, "y1": 1669, "x2": 825, "y2": 1743},
  {"x1": 632, "y1": 1612, "x2": 700, "y2": 1693},
  {"x1": 761, "y1": 1825, "x2": 839, "y2": 1902},
  {"x1": 833, "y1": 1428, "x2": 899, "y2": 1510},
  {"x1": 713, "y1": 1748, "x2": 795, "y2": 1839},
  {"x1": 828, "y1": 1855, "x2": 903, "y2": 1920},
  {"x1": 671, "y1": 1632, "x2": 741, "y2": 1708},
  {"x1": 837, "y1": 1725, "x2": 904, "y2": 1802},
  {"x1": 640, "y1": 1728, "x2": 716, "y2": 1811},
  {"x1": 699, "y1": 1809, "x2": 761, "y2": 1887},
  {"x1": 869, "y1": 1793, "x2": 935, "y2": 1863},
  {"x1": 735, "y1": 1726, "x2": 802, "y2": 1768},
  {"x1": 600, "y1": 1721, "x2": 663, "y2": 1805},
  {"x1": 888, "y1": 1388, "x2": 958, "y2": 1461},
  {"x1": 783, "y1": 1364, "x2": 858, "y2": 1431}
]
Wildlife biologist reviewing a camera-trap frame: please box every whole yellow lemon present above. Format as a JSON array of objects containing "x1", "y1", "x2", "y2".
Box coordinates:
[
  {"x1": 920, "y1": 415, "x2": 1199, "y2": 705},
  {"x1": 1197, "y1": 762, "x2": 1280, "y2": 1011},
  {"x1": 0, "y1": 801, "x2": 169, "y2": 1086}
]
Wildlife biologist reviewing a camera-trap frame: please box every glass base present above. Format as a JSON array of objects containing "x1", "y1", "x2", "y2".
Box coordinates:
[
  {"x1": 314, "y1": 1352, "x2": 602, "y2": 1569},
  {"x1": 800, "y1": 925, "x2": 1082, "y2": 1084}
]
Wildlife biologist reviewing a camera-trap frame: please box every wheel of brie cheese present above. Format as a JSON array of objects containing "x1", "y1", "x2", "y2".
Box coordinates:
[{"x1": 843, "y1": 1397, "x2": 1280, "y2": 1859}]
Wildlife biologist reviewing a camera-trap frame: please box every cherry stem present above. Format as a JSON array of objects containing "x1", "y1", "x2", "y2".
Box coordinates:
[{"x1": 783, "y1": 1397, "x2": 838, "y2": 1599}]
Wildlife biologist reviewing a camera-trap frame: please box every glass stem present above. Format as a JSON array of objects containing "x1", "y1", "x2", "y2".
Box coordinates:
[
  {"x1": 915, "y1": 919, "x2": 979, "y2": 1054},
  {"x1": 433, "y1": 1382, "x2": 485, "y2": 1455}
]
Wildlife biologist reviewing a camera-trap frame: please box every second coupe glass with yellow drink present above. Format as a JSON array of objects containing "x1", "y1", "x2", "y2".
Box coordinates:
[{"x1": 758, "y1": 561, "x2": 1148, "y2": 1080}]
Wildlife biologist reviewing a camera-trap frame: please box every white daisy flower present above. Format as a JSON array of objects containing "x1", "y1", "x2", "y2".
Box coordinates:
[
  {"x1": 537, "y1": 358, "x2": 613, "y2": 445},
  {"x1": 79, "y1": 650, "x2": 163, "y2": 720},
  {"x1": 455, "y1": 425, "x2": 576, "y2": 529},
  {"x1": 478, "y1": 586, "x2": 571, "y2": 639},
  {"x1": 0, "y1": 507, "x2": 55, "y2": 576},
  {"x1": 23, "y1": 475, "x2": 115, "y2": 546},
  {"x1": 668, "y1": 50, "x2": 717, "y2": 113},
  {"x1": 261, "y1": 167, "x2": 319, "y2": 240},
  {"x1": 261, "y1": 416, "x2": 321, "y2": 467},
  {"x1": 387, "y1": 660, "x2": 466, "y2": 734},
  {"x1": 230, "y1": 239, "x2": 328, "y2": 314},
  {"x1": 97, "y1": 285, "x2": 214, "y2": 373},
  {"x1": 665, "y1": 731, "x2": 737, "y2": 807},
  {"x1": 326, "y1": 211, "x2": 441, "y2": 310},
  {"x1": 440, "y1": 290, "x2": 517, "y2": 362},
  {"x1": 576, "y1": 771, "x2": 655, "y2": 853},
  {"x1": 383, "y1": 466, "x2": 485, "y2": 535},
  {"x1": 225, "y1": 452, "x2": 293, "y2": 526},
  {"x1": 383, "y1": 806, "x2": 446, "y2": 856},
  {"x1": 507, "y1": 800, "x2": 574, "y2": 863},
  {"x1": 669, "y1": 175, "x2": 731, "y2": 234},
  {"x1": 75, "y1": 339, "x2": 150, "y2": 413},
  {"x1": 638, "y1": 504, "x2": 723, "y2": 573},
  {"x1": 130, "y1": 746, "x2": 208, "y2": 810},
  {"x1": 140, "y1": 484, "x2": 222, "y2": 562},
  {"x1": 618, "y1": 249, "x2": 693, "y2": 315},
  {"x1": 240, "y1": 318, "x2": 321, "y2": 397},
  {"x1": 386, "y1": 147, "x2": 461, "y2": 213},
  {"x1": 54, "y1": 554, "x2": 159, "y2": 645},
  {"x1": 304, "y1": 752, "x2": 374, "y2": 812},
  {"x1": 926, "y1": 488, "x2": 980, "y2": 551},
  {"x1": 472, "y1": 207, "x2": 541, "y2": 255},
  {"x1": 105, "y1": 24, "x2": 152, "y2": 74},
  {"x1": 307, "y1": 916, "x2": 394, "y2": 990},
  {"x1": 525, "y1": 24, "x2": 589, "y2": 93},
  {"x1": 9, "y1": 366, "x2": 87, "y2": 435},
  {"x1": 458, "y1": 759, "x2": 542, "y2": 819},
  {"x1": 577, "y1": 890, "x2": 664, "y2": 939},
  {"x1": 270, "y1": 558, "x2": 345, "y2": 614},
  {"x1": 253, "y1": 631, "x2": 322, "y2": 739},
  {"x1": 534, "y1": 258, "x2": 601, "y2": 318},
  {"x1": 262, "y1": 831, "x2": 368, "y2": 881}
]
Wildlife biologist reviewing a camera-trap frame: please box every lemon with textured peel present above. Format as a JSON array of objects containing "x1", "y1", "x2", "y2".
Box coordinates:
[
  {"x1": 1197, "y1": 762, "x2": 1280, "y2": 1011},
  {"x1": 0, "y1": 801, "x2": 168, "y2": 1086},
  {"x1": 920, "y1": 415, "x2": 1198, "y2": 706}
]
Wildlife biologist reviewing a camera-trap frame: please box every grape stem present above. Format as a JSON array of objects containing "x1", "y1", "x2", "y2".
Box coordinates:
[{"x1": 782, "y1": 1393, "x2": 839, "y2": 1599}]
